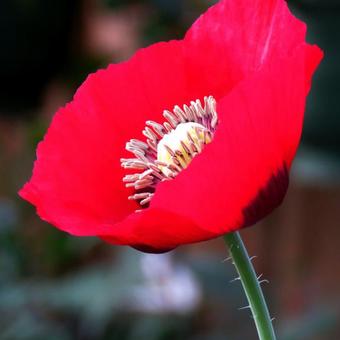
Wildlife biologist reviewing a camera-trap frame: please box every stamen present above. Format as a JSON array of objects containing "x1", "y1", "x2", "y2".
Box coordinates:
[{"x1": 121, "y1": 96, "x2": 218, "y2": 207}]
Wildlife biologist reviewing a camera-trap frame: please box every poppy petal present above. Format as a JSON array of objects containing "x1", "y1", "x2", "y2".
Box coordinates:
[
  {"x1": 99, "y1": 43, "x2": 322, "y2": 252},
  {"x1": 184, "y1": 0, "x2": 307, "y2": 96},
  {"x1": 18, "y1": 39, "x2": 190, "y2": 235}
]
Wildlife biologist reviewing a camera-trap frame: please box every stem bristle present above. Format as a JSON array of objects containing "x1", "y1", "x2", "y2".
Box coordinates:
[{"x1": 223, "y1": 232, "x2": 277, "y2": 340}]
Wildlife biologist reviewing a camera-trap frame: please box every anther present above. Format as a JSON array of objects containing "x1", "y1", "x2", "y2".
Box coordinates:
[{"x1": 121, "y1": 96, "x2": 218, "y2": 207}]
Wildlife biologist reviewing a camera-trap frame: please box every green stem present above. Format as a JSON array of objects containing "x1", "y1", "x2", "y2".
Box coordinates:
[{"x1": 223, "y1": 232, "x2": 276, "y2": 340}]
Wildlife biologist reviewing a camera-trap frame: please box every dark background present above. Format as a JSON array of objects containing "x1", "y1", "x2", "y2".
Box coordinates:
[{"x1": 0, "y1": 0, "x2": 339, "y2": 339}]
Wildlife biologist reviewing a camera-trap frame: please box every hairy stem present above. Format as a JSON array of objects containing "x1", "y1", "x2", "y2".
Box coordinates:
[{"x1": 223, "y1": 232, "x2": 276, "y2": 340}]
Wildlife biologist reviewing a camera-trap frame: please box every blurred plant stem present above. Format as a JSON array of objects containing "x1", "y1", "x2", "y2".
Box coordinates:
[{"x1": 223, "y1": 232, "x2": 276, "y2": 340}]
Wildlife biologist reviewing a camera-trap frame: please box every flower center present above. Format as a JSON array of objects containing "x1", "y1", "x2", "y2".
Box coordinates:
[
  {"x1": 157, "y1": 122, "x2": 212, "y2": 177},
  {"x1": 121, "y1": 96, "x2": 218, "y2": 207}
]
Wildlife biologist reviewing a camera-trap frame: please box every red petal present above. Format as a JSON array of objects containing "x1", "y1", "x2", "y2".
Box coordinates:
[
  {"x1": 19, "y1": 40, "x2": 189, "y2": 236},
  {"x1": 19, "y1": 35, "x2": 231, "y2": 236},
  {"x1": 184, "y1": 0, "x2": 307, "y2": 96},
  {"x1": 101, "y1": 43, "x2": 322, "y2": 252},
  {"x1": 155, "y1": 43, "x2": 322, "y2": 238}
]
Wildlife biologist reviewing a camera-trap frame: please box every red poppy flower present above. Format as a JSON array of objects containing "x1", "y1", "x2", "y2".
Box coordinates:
[{"x1": 20, "y1": 0, "x2": 322, "y2": 253}]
